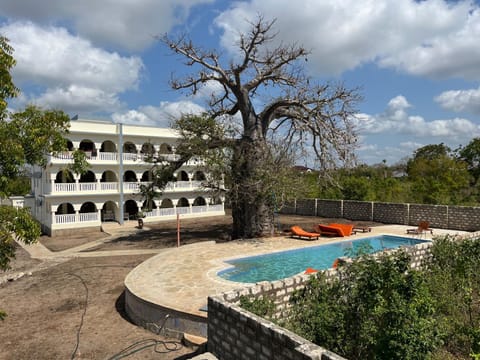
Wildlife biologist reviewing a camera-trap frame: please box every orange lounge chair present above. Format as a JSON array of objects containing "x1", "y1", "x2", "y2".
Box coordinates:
[
  {"x1": 407, "y1": 221, "x2": 433, "y2": 235},
  {"x1": 290, "y1": 226, "x2": 320, "y2": 240},
  {"x1": 314, "y1": 224, "x2": 354, "y2": 237},
  {"x1": 329, "y1": 223, "x2": 354, "y2": 236}
]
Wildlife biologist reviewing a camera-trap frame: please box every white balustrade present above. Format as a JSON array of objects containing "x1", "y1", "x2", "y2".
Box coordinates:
[
  {"x1": 98, "y1": 152, "x2": 118, "y2": 161},
  {"x1": 158, "y1": 207, "x2": 176, "y2": 216},
  {"x1": 208, "y1": 204, "x2": 224, "y2": 212},
  {"x1": 54, "y1": 183, "x2": 76, "y2": 192},
  {"x1": 192, "y1": 205, "x2": 208, "y2": 213},
  {"x1": 79, "y1": 182, "x2": 97, "y2": 191},
  {"x1": 176, "y1": 206, "x2": 191, "y2": 215},
  {"x1": 123, "y1": 153, "x2": 138, "y2": 161},
  {"x1": 79, "y1": 212, "x2": 99, "y2": 222},
  {"x1": 175, "y1": 181, "x2": 192, "y2": 189},
  {"x1": 54, "y1": 214, "x2": 76, "y2": 224},
  {"x1": 124, "y1": 182, "x2": 140, "y2": 192},
  {"x1": 55, "y1": 212, "x2": 99, "y2": 224},
  {"x1": 100, "y1": 182, "x2": 118, "y2": 191}
]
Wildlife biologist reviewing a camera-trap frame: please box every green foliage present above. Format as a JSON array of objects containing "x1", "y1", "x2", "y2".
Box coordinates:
[
  {"x1": 426, "y1": 236, "x2": 480, "y2": 358},
  {"x1": 0, "y1": 205, "x2": 41, "y2": 271},
  {"x1": 458, "y1": 137, "x2": 480, "y2": 186},
  {"x1": 283, "y1": 236, "x2": 480, "y2": 359},
  {"x1": 287, "y1": 250, "x2": 439, "y2": 360},
  {"x1": 406, "y1": 146, "x2": 471, "y2": 204},
  {"x1": 239, "y1": 295, "x2": 275, "y2": 320},
  {"x1": 0, "y1": 36, "x2": 19, "y2": 115}
]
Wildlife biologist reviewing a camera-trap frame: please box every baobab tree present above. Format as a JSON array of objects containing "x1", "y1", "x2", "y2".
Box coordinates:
[{"x1": 159, "y1": 16, "x2": 360, "y2": 239}]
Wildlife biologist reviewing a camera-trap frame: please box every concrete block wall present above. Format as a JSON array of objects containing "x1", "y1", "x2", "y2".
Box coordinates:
[
  {"x1": 295, "y1": 199, "x2": 317, "y2": 216},
  {"x1": 207, "y1": 242, "x2": 436, "y2": 360},
  {"x1": 442, "y1": 205, "x2": 480, "y2": 232},
  {"x1": 373, "y1": 202, "x2": 409, "y2": 225},
  {"x1": 279, "y1": 199, "x2": 480, "y2": 232},
  {"x1": 316, "y1": 200, "x2": 343, "y2": 218},
  {"x1": 208, "y1": 286, "x2": 346, "y2": 360},
  {"x1": 408, "y1": 204, "x2": 448, "y2": 228},
  {"x1": 343, "y1": 200, "x2": 373, "y2": 221}
]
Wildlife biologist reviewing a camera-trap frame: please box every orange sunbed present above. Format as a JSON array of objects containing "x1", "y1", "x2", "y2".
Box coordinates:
[
  {"x1": 290, "y1": 226, "x2": 320, "y2": 240},
  {"x1": 315, "y1": 223, "x2": 354, "y2": 237}
]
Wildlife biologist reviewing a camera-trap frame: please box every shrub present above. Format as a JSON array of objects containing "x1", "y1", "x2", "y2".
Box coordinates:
[{"x1": 287, "y1": 250, "x2": 439, "y2": 360}]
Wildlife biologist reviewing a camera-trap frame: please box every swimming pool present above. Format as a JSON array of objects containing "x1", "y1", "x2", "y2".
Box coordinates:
[{"x1": 218, "y1": 235, "x2": 429, "y2": 283}]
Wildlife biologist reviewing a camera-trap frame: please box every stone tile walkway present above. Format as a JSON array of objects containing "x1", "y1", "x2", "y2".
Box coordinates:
[
  {"x1": 124, "y1": 224, "x2": 465, "y2": 318},
  {"x1": 16, "y1": 222, "x2": 468, "y2": 323}
]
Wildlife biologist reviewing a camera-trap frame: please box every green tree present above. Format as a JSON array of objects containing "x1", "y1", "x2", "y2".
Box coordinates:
[
  {"x1": 159, "y1": 16, "x2": 360, "y2": 239},
  {"x1": 0, "y1": 36, "x2": 87, "y2": 277},
  {"x1": 288, "y1": 250, "x2": 439, "y2": 360},
  {"x1": 426, "y1": 236, "x2": 480, "y2": 358},
  {"x1": 458, "y1": 137, "x2": 480, "y2": 186},
  {"x1": 406, "y1": 144, "x2": 472, "y2": 204},
  {"x1": 0, "y1": 35, "x2": 19, "y2": 116}
]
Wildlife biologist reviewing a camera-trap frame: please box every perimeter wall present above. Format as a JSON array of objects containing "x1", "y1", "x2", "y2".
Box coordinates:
[{"x1": 281, "y1": 199, "x2": 480, "y2": 232}]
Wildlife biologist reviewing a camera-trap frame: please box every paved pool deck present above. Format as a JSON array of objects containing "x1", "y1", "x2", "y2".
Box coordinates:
[{"x1": 124, "y1": 224, "x2": 467, "y2": 333}]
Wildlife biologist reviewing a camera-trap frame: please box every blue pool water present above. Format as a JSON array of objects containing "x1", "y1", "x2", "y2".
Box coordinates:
[{"x1": 218, "y1": 235, "x2": 429, "y2": 283}]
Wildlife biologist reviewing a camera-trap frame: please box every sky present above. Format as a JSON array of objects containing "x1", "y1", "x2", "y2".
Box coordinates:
[{"x1": 1, "y1": 0, "x2": 480, "y2": 166}]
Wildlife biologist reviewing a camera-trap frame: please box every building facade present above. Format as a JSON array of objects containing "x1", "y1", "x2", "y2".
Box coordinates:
[{"x1": 29, "y1": 119, "x2": 225, "y2": 236}]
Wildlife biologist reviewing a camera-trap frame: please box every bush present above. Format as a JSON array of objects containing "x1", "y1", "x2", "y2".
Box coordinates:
[{"x1": 287, "y1": 250, "x2": 439, "y2": 360}]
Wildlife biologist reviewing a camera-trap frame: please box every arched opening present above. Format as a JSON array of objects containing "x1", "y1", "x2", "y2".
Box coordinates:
[
  {"x1": 101, "y1": 170, "x2": 117, "y2": 182},
  {"x1": 177, "y1": 171, "x2": 189, "y2": 181},
  {"x1": 140, "y1": 170, "x2": 153, "y2": 182},
  {"x1": 159, "y1": 143, "x2": 172, "y2": 154},
  {"x1": 79, "y1": 139, "x2": 96, "y2": 157},
  {"x1": 100, "y1": 140, "x2": 116, "y2": 152},
  {"x1": 142, "y1": 199, "x2": 157, "y2": 212},
  {"x1": 193, "y1": 171, "x2": 206, "y2": 181},
  {"x1": 55, "y1": 203, "x2": 74, "y2": 215},
  {"x1": 55, "y1": 170, "x2": 74, "y2": 183},
  {"x1": 79, "y1": 170, "x2": 95, "y2": 183},
  {"x1": 123, "y1": 170, "x2": 137, "y2": 182},
  {"x1": 80, "y1": 202, "x2": 97, "y2": 213},
  {"x1": 101, "y1": 201, "x2": 117, "y2": 222},
  {"x1": 193, "y1": 197, "x2": 206, "y2": 206},
  {"x1": 177, "y1": 198, "x2": 189, "y2": 207},
  {"x1": 123, "y1": 142, "x2": 137, "y2": 154},
  {"x1": 141, "y1": 142, "x2": 155, "y2": 157},
  {"x1": 160, "y1": 199, "x2": 174, "y2": 208},
  {"x1": 210, "y1": 196, "x2": 223, "y2": 205},
  {"x1": 124, "y1": 200, "x2": 139, "y2": 220},
  {"x1": 66, "y1": 139, "x2": 74, "y2": 151}
]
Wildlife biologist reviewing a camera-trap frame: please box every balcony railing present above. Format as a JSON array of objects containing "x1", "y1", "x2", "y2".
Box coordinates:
[
  {"x1": 53, "y1": 204, "x2": 224, "y2": 225},
  {"x1": 53, "y1": 182, "x2": 118, "y2": 193},
  {"x1": 50, "y1": 180, "x2": 206, "y2": 194},
  {"x1": 54, "y1": 212, "x2": 99, "y2": 224},
  {"x1": 49, "y1": 151, "x2": 204, "y2": 166}
]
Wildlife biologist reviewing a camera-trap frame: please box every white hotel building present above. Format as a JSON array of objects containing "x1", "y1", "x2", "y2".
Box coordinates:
[{"x1": 29, "y1": 119, "x2": 225, "y2": 236}]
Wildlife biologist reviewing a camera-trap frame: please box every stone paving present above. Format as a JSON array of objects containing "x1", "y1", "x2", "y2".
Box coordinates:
[
  {"x1": 16, "y1": 221, "x2": 468, "y2": 322},
  {"x1": 124, "y1": 224, "x2": 466, "y2": 318}
]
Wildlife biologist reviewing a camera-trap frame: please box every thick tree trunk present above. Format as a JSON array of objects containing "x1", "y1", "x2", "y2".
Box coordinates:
[{"x1": 230, "y1": 136, "x2": 275, "y2": 239}]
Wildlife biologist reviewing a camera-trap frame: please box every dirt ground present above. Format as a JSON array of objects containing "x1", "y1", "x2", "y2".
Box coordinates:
[{"x1": 0, "y1": 214, "x2": 380, "y2": 359}]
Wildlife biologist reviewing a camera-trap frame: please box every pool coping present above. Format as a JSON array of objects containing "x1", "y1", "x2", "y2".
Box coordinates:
[{"x1": 124, "y1": 225, "x2": 464, "y2": 337}]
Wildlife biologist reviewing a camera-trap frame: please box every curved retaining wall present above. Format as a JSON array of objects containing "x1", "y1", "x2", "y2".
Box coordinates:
[{"x1": 124, "y1": 287, "x2": 208, "y2": 338}]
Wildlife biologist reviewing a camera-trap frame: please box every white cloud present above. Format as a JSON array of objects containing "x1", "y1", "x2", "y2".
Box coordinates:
[
  {"x1": 112, "y1": 100, "x2": 205, "y2": 127},
  {"x1": 0, "y1": 0, "x2": 215, "y2": 51},
  {"x1": 435, "y1": 87, "x2": 480, "y2": 115},
  {"x1": 355, "y1": 95, "x2": 480, "y2": 140},
  {"x1": 1, "y1": 21, "x2": 143, "y2": 113},
  {"x1": 214, "y1": 0, "x2": 480, "y2": 79}
]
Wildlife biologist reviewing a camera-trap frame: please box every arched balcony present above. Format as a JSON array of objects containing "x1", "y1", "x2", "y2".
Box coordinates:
[
  {"x1": 124, "y1": 199, "x2": 139, "y2": 220},
  {"x1": 98, "y1": 140, "x2": 118, "y2": 161},
  {"x1": 100, "y1": 170, "x2": 118, "y2": 191}
]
